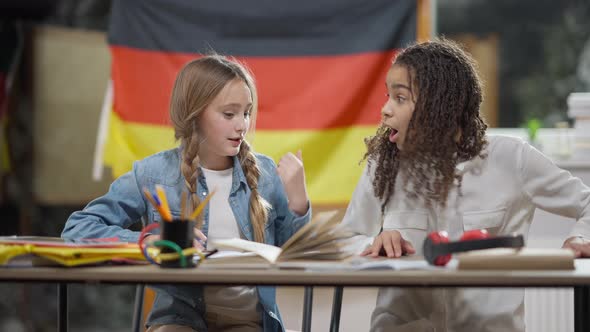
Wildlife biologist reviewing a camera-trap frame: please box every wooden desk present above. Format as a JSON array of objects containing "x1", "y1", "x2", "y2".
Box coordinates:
[{"x1": 1, "y1": 261, "x2": 589, "y2": 332}]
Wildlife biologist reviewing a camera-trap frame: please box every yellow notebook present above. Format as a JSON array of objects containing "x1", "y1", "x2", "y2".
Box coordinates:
[{"x1": 0, "y1": 236, "x2": 146, "y2": 267}]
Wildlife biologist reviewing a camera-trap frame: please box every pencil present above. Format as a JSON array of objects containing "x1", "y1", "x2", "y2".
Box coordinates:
[
  {"x1": 204, "y1": 248, "x2": 218, "y2": 258},
  {"x1": 143, "y1": 187, "x2": 171, "y2": 222},
  {"x1": 155, "y1": 185, "x2": 173, "y2": 222},
  {"x1": 189, "y1": 189, "x2": 216, "y2": 220},
  {"x1": 142, "y1": 188, "x2": 158, "y2": 210}
]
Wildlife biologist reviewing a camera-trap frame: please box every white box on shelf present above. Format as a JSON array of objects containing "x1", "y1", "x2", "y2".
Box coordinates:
[{"x1": 567, "y1": 92, "x2": 590, "y2": 160}]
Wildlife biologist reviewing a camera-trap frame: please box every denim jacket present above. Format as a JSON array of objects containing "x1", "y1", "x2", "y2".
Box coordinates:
[{"x1": 62, "y1": 148, "x2": 311, "y2": 332}]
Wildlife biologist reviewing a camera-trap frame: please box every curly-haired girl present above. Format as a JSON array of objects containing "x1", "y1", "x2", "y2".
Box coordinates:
[{"x1": 342, "y1": 38, "x2": 590, "y2": 331}]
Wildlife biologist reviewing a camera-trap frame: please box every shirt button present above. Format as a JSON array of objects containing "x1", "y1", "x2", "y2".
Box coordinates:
[{"x1": 202, "y1": 192, "x2": 207, "y2": 196}]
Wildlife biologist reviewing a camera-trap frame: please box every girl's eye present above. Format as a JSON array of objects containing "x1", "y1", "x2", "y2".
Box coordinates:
[
  {"x1": 244, "y1": 111, "x2": 251, "y2": 118},
  {"x1": 223, "y1": 113, "x2": 234, "y2": 119},
  {"x1": 396, "y1": 96, "x2": 406, "y2": 103}
]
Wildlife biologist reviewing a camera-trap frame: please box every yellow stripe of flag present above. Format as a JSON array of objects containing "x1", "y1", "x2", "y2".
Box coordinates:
[{"x1": 104, "y1": 112, "x2": 374, "y2": 204}]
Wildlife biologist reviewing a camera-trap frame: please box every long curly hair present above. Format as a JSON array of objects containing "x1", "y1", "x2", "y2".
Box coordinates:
[
  {"x1": 169, "y1": 55, "x2": 269, "y2": 242},
  {"x1": 363, "y1": 38, "x2": 488, "y2": 210}
]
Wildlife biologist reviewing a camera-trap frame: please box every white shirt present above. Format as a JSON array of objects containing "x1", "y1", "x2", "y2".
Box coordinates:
[
  {"x1": 201, "y1": 167, "x2": 261, "y2": 326},
  {"x1": 202, "y1": 167, "x2": 241, "y2": 247},
  {"x1": 342, "y1": 135, "x2": 590, "y2": 332}
]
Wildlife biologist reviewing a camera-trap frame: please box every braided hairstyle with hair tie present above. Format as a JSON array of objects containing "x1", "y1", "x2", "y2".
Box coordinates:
[
  {"x1": 238, "y1": 140, "x2": 270, "y2": 242},
  {"x1": 180, "y1": 130, "x2": 203, "y2": 227}
]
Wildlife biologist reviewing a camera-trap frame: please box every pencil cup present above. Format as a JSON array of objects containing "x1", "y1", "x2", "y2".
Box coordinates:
[{"x1": 160, "y1": 219, "x2": 195, "y2": 268}]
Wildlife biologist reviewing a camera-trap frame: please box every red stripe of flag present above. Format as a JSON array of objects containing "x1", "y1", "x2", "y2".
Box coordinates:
[{"x1": 111, "y1": 46, "x2": 397, "y2": 130}]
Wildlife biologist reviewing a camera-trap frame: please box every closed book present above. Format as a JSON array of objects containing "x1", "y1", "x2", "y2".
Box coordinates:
[{"x1": 457, "y1": 248, "x2": 575, "y2": 270}]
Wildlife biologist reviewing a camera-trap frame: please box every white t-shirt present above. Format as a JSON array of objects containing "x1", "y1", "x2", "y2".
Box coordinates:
[
  {"x1": 202, "y1": 167, "x2": 240, "y2": 247},
  {"x1": 201, "y1": 167, "x2": 261, "y2": 326}
]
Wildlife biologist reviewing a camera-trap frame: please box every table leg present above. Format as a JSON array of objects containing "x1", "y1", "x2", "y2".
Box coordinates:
[
  {"x1": 302, "y1": 286, "x2": 313, "y2": 332},
  {"x1": 574, "y1": 286, "x2": 590, "y2": 332},
  {"x1": 329, "y1": 287, "x2": 343, "y2": 332},
  {"x1": 58, "y1": 283, "x2": 68, "y2": 332},
  {"x1": 132, "y1": 284, "x2": 145, "y2": 332}
]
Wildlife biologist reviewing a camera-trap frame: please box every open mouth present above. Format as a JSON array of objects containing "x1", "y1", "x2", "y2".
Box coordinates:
[
  {"x1": 387, "y1": 127, "x2": 398, "y2": 143},
  {"x1": 228, "y1": 137, "x2": 242, "y2": 146}
]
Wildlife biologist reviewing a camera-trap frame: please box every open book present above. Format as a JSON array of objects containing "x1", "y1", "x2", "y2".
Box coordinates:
[{"x1": 202, "y1": 210, "x2": 355, "y2": 268}]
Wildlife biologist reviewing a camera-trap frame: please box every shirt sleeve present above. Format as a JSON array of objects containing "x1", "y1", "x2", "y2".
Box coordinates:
[
  {"x1": 61, "y1": 161, "x2": 148, "y2": 243},
  {"x1": 341, "y1": 164, "x2": 384, "y2": 253},
  {"x1": 519, "y1": 140, "x2": 590, "y2": 239}
]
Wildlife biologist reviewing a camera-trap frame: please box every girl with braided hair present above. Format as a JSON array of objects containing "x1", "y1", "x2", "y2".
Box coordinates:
[
  {"x1": 63, "y1": 55, "x2": 310, "y2": 332},
  {"x1": 342, "y1": 39, "x2": 590, "y2": 331}
]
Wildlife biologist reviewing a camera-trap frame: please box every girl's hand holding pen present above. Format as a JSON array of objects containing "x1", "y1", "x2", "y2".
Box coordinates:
[{"x1": 277, "y1": 150, "x2": 309, "y2": 216}]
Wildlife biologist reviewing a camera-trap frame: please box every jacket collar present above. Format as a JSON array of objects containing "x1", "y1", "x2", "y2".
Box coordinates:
[
  {"x1": 177, "y1": 147, "x2": 248, "y2": 194},
  {"x1": 230, "y1": 155, "x2": 248, "y2": 193},
  {"x1": 196, "y1": 155, "x2": 248, "y2": 194}
]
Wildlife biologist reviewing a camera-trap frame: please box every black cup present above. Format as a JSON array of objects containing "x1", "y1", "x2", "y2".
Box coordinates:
[{"x1": 160, "y1": 219, "x2": 195, "y2": 268}]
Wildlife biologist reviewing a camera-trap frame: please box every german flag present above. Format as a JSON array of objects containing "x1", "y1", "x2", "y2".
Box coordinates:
[{"x1": 102, "y1": 0, "x2": 426, "y2": 205}]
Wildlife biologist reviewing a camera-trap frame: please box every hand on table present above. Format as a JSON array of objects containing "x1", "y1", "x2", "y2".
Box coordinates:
[
  {"x1": 361, "y1": 230, "x2": 416, "y2": 258},
  {"x1": 563, "y1": 236, "x2": 590, "y2": 258}
]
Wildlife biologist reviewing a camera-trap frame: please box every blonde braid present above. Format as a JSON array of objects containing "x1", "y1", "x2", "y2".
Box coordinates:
[
  {"x1": 238, "y1": 141, "x2": 270, "y2": 243},
  {"x1": 180, "y1": 132, "x2": 203, "y2": 228}
]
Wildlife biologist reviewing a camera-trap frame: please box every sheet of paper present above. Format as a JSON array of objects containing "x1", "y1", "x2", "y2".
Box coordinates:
[{"x1": 302, "y1": 256, "x2": 449, "y2": 271}]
